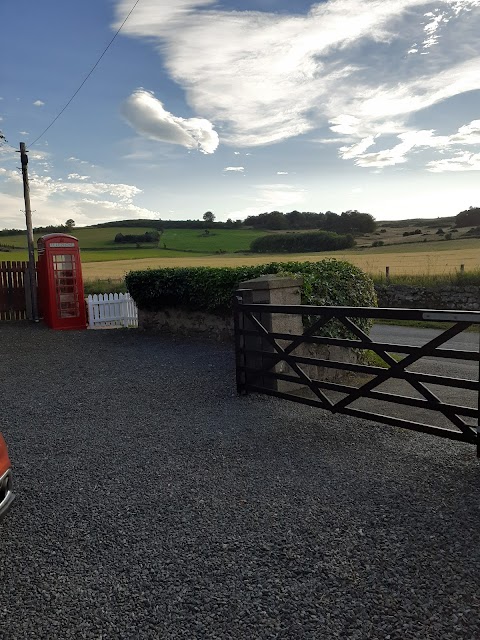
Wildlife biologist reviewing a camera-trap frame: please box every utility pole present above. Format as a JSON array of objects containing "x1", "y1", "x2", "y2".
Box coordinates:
[{"x1": 19, "y1": 142, "x2": 39, "y2": 322}]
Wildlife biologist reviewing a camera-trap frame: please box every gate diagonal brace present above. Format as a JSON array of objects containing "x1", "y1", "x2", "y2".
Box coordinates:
[
  {"x1": 242, "y1": 312, "x2": 334, "y2": 382},
  {"x1": 244, "y1": 310, "x2": 334, "y2": 409},
  {"x1": 334, "y1": 318, "x2": 475, "y2": 436},
  {"x1": 339, "y1": 317, "x2": 473, "y2": 436}
]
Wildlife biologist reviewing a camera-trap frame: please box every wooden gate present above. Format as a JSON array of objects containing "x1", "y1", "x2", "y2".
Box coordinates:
[
  {"x1": 234, "y1": 295, "x2": 480, "y2": 457},
  {"x1": 0, "y1": 261, "x2": 29, "y2": 321}
]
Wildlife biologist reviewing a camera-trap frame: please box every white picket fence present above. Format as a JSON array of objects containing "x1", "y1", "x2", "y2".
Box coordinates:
[{"x1": 86, "y1": 293, "x2": 138, "y2": 329}]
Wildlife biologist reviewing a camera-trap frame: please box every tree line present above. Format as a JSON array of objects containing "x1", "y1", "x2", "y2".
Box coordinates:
[
  {"x1": 250, "y1": 231, "x2": 355, "y2": 253},
  {"x1": 244, "y1": 210, "x2": 376, "y2": 234},
  {"x1": 455, "y1": 207, "x2": 480, "y2": 227}
]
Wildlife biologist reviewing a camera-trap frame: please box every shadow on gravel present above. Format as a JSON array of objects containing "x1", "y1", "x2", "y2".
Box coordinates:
[{"x1": 0, "y1": 323, "x2": 478, "y2": 640}]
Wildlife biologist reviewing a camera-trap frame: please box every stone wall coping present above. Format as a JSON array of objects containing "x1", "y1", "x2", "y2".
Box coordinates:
[{"x1": 240, "y1": 274, "x2": 303, "y2": 290}]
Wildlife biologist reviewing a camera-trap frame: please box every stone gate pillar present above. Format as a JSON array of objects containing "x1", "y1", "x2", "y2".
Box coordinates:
[{"x1": 237, "y1": 274, "x2": 303, "y2": 392}]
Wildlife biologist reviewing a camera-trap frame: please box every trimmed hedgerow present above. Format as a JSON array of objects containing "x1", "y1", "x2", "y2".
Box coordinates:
[
  {"x1": 126, "y1": 259, "x2": 377, "y2": 337},
  {"x1": 250, "y1": 231, "x2": 355, "y2": 253}
]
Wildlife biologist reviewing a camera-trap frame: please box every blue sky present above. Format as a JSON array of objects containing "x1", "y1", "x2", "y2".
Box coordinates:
[{"x1": 1, "y1": 0, "x2": 480, "y2": 228}]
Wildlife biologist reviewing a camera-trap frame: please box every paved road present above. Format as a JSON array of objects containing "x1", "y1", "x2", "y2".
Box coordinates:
[
  {"x1": 371, "y1": 323, "x2": 479, "y2": 356},
  {"x1": 0, "y1": 323, "x2": 478, "y2": 640},
  {"x1": 371, "y1": 323, "x2": 479, "y2": 386}
]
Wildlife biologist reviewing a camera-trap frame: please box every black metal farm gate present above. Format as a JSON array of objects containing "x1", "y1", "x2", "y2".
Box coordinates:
[{"x1": 234, "y1": 294, "x2": 480, "y2": 457}]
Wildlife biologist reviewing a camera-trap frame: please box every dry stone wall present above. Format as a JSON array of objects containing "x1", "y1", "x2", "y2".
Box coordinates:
[
  {"x1": 375, "y1": 285, "x2": 480, "y2": 311},
  {"x1": 138, "y1": 308, "x2": 234, "y2": 341}
]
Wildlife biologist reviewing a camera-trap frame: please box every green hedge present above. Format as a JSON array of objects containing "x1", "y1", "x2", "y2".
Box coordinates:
[
  {"x1": 250, "y1": 231, "x2": 355, "y2": 253},
  {"x1": 126, "y1": 259, "x2": 377, "y2": 336}
]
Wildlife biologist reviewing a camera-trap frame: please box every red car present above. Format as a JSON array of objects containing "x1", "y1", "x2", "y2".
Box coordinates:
[{"x1": 0, "y1": 433, "x2": 14, "y2": 521}]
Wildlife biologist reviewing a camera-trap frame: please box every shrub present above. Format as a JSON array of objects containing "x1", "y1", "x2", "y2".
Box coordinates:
[
  {"x1": 250, "y1": 231, "x2": 355, "y2": 253},
  {"x1": 372, "y1": 240, "x2": 384, "y2": 247},
  {"x1": 466, "y1": 226, "x2": 480, "y2": 236},
  {"x1": 126, "y1": 259, "x2": 377, "y2": 337}
]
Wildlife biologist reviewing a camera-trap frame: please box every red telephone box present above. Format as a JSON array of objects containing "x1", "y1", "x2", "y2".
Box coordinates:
[{"x1": 37, "y1": 234, "x2": 87, "y2": 330}]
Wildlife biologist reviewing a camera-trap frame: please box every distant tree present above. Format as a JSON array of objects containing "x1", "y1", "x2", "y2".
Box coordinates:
[
  {"x1": 203, "y1": 211, "x2": 215, "y2": 226},
  {"x1": 65, "y1": 219, "x2": 75, "y2": 231}
]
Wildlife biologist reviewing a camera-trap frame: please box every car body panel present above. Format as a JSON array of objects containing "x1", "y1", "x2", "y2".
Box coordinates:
[{"x1": 0, "y1": 433, "x2": 14, "y2": 520}]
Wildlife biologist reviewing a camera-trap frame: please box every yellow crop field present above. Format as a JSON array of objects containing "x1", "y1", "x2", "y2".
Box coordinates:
[{"x1": 82, "y1": 239, "x2": 480, "y2": 280}]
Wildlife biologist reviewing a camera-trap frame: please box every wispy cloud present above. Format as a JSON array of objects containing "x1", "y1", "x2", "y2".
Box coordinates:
[
  {"x1": 114, "y1": 0, "x2": 480, "y2": 173},
  {"x1": 223, "y1": 166, "x2": 244, "y2": 172},
  {"x1": 341, "y1": 119, "x2": 480, "y2": 168},
  {"x1": 122, "y1": 89, "x2": 219, "y2": 154},
  {"x1": 427, "y1": 151, "x2": 480, "y2": 172},
  {"x1": 33, "y1": 100, "x2": 45, "y2": 107},
  {"x1": 117, "y1": 0, "x2": 478, "y2": 146}
]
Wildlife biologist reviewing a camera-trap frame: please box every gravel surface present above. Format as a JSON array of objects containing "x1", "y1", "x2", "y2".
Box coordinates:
[{"x1": 0, "y1": 323, "x2": 479, "y2": 639}]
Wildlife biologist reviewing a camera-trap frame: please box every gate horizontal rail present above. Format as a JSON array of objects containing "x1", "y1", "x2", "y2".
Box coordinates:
[{"x1": 234, "y1": 299, "x2": 480, "y2": 456}]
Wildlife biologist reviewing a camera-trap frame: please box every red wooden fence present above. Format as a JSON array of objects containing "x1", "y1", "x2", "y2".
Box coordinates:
[{"x1": 0, "y1": 261, "x2": 28, "y2": 321}]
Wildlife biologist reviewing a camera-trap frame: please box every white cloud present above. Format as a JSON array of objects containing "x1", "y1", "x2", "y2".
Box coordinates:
[
  {"x1": 115, "y1": 0, "x2": 216, "y2": 34},
  {"x1": 276, "y1": 171, "x2": 289, "y2": 175},
  {"x1": 427, "y1": 151, "x2": 480, "y2": 171},
  {"x1": 340, "y1": 136, "x2": 377, "y2": 160},
  {"x1": 122, "y1": 89, "x2": 219, "y2": 154},
  {"x1": 66, "y1": 156, "x2": 91, "y2": 165},
  {"x1": 223, "y1": 166, "x2": 244, "y2": 172},
  {"x1": 67, "y1": 173, "x2": 90, "y2": 181},
  {"x1": 33, "y1": 100, "x2": 45, "y2": 107},
  {"x1": 0, "y1": 167, "x2": 156, "y2": 228},
  {"x1": 19, "y1": 131, "x2": 29, "y2": 136}
]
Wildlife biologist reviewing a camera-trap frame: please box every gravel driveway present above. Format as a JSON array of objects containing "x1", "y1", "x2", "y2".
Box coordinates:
[{"x1": 0, "y1": 323, "x2": 478, "y2": 640}]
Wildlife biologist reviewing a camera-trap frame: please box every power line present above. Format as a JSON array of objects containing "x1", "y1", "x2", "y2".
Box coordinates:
[{"x1": 30, "y1": 0, "x2": 141, "y2": 147}]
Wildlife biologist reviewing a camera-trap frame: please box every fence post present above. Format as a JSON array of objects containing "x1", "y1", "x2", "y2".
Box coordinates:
[
  {"x1": 233, "y1": 289, "x2": 250, "y2": 394},
  {"x1": 386, "y1": 266, "x2": 390, "y2": 282},
  {"x1": 460, "y1": 264, "x2": 465, "y2": 274},
  {"x1": 87, "y1": 295, "x2": 94, "y2": 328}
]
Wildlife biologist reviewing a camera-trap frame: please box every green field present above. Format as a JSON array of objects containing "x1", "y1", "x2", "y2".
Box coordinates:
[
  {"x1": 0, "y1": 227, "x2": 267, "y2": 261},
  {"x1": 1, "y1": 225, "x2": 480, "y2": 279}
]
